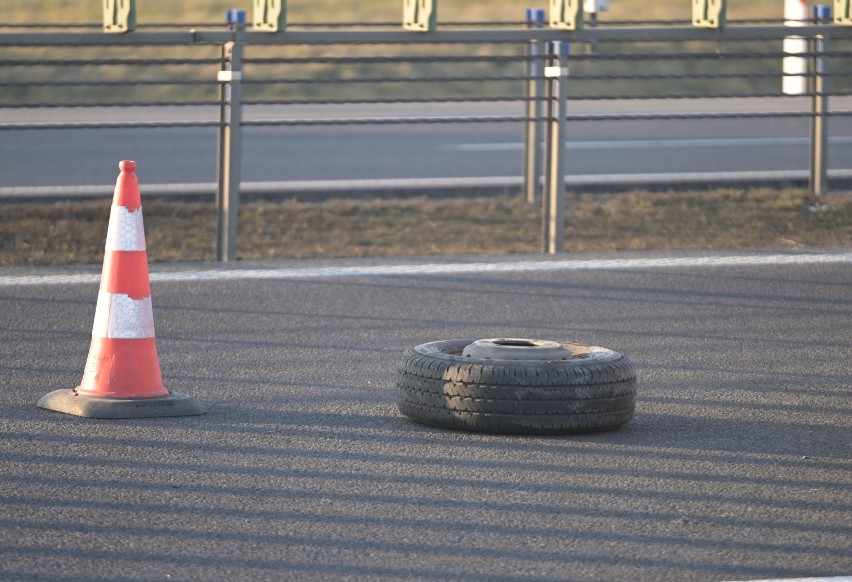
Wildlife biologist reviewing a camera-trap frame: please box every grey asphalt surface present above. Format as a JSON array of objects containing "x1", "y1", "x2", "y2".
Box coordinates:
[
  {"x1": 2, "y1": 100, "x2": 852, "y2": 189},
  {"x1": 1, "y1": 249, "x2": 851, "y2": 581}
]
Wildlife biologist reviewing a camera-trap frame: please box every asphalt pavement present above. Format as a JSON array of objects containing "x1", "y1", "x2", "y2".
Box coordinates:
[{"x1": 1, "y1": 249, "x2": 850, "y2": 581}]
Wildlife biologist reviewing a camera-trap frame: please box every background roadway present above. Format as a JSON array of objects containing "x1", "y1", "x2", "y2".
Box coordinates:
[
  {"x1": 1, "y1": 249, "x2": 850, "y2": 581},
  {"x1": 2, "y1": 99, "x2": 852, "y2": 191}
]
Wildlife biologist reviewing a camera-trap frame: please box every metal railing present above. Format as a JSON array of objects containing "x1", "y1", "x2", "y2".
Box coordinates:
[{"x1": 1, "y1": 16, "x2": 851, "y2": 259}]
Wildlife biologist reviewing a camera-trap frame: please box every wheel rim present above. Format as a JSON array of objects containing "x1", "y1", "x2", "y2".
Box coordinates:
[{"x1": 461, "y1": 338, "x2": 573, "y2": 361}]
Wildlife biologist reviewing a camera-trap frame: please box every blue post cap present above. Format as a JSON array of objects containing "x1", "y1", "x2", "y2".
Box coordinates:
[
  {"x1": 546, "y1": 40, "x2": 570, "y2": 56},
  {"x1": 226, "y1": 9, "x2": 246, "y2": 24},
  {"x1": 526, "y1": 8, "x2": 546, "y2": 23},
  {"x1": 813, "y1": 5, "x2": 832, "y2": 21}
]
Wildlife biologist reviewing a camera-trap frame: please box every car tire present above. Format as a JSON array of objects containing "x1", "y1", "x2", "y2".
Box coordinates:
[{"x1": 396, "y1": 339, "x2": 636, "y2": 435}]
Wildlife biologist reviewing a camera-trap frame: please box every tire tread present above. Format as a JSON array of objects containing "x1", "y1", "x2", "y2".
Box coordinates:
[{"x1": 396, "y1": 339, "x2": 637, "y2": 435}]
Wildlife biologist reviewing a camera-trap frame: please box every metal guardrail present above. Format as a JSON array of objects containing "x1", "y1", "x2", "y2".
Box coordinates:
[{"x1": 1, "y1": 16, "x2": 851, "y2": 259}]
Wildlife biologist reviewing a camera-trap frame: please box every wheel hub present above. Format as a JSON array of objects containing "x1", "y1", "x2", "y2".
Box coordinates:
[{"x1": 461, "y1": 338, "x2": 573, "y2": 361}]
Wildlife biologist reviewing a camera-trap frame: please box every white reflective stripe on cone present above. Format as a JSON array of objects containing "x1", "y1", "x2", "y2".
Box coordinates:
[
  {"x1": 91, "y1": 291, "x2": 155, "y2": 339},
  {"x1": 104, "y1": 206, "x2": 147, "y2": 252}
]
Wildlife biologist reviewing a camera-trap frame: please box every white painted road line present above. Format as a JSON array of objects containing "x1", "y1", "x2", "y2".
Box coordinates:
[
  {"x1": 447, "y1": 136, "x2": 852, "y2": 152},
  {"x1": 1, "y1": 253, "x2": 849, "y2": 287}
]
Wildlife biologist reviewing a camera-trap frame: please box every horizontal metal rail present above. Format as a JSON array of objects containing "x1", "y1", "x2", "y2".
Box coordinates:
[
  {"x1": 242, "y1": 96, "x2": 534, "y2": 105},
  {"x1": 243, "y1": 55, "x2": 531, "y2": 65},
  {"x1": 0, "y1": 79, "x2": 211, "y2": 87},
  {"x1": 242, "y1": 75, "x2": 532, "y2": 85},
  {"x1": 0, "y1": 58, "x2": 220, "y2": 66},
  {"x1": 0, "y1": 101, "x2": 220, "y2": 108},
  {"x1": 2, "y1": 26, "x2": 852, "y2": 47},
  {"x1": 242, "y1": 115, "x2": 538, "y2": 126},
  {"x1": 0, "y1": 18, "x2": 819, "y2": 29},
  {"x1": 8, "y1": 50, "x2": 851, "y2": 68},
  {"x1": 571, "y1": 91, "x2": 852, "y2": 100},
  {"x1": 0, "y1": 97, "x2": 535, "y2": 109},
  {"x1": 568, "y1": 50, "x2": 852, "y2": 61},
  {"x1": 0, "y1": 121, "x2": 222, "y2": 130},
  {"x1": 242, "y1": 72, "x2": 847, "y2": 85},
  {"x1": 572, "y1": 72, "x2": 815, "y2": 80},
  {"x1": 6, "y1": 93, "x2": 851, "y2": 112},
  {"x1": 561, "y1": 110, "x2": 852, "y2": 121},
  {"x1": 245, "y1": 93, "x2": 850, "y2": 105},
  {"x1": 0, "y1": 23, "x2": 102, "y2": 29},
  {"x1": 5, "y1": 110, "x2": 852, "y2": 132},
  {"x1": 0, "y1": 117, "x2": 537, "y2": 131},
  {"x1": 238, "y1": 110, "x2": 852, "y2": 125},
  {"x1": 5, "y1": 74, "x2": 850, "y2": 90},
  {"x1": 243, "y1": 91, "x2": 852, "y2": 105}
]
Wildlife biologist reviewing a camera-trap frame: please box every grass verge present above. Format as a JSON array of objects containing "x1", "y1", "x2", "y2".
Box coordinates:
[{"x1": 1, "y1": 188, "x2": 849, "y2": 267}]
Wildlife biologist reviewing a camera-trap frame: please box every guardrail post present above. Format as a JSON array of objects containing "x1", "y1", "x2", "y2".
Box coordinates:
[
  {"x1": 542, "y1": 41, "x2": 569, "y2": 254},
  {"x1": 524, "y1": 8, "x2": 546, "y2": 204},
  {"x1": 809, "y1": 5, "x2": 831, "y2": 197},
  {"x1": 216, "y1": 9, "x2": 246, "y2": 262}
]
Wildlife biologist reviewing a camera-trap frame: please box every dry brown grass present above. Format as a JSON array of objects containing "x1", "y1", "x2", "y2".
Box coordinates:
[{"x1": 1, "y1": 188, "x2": 849, "y2": 267}]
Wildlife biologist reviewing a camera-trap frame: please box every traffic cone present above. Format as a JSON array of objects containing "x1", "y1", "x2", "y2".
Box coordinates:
[{"x1": 38, "y1": 160, "x2": 206, "y2": 418}]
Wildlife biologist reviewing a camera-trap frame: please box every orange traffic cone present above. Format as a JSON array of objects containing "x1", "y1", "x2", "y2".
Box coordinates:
[{"x1": 38, "y1": 161, "x2": 206, "y2": 418}]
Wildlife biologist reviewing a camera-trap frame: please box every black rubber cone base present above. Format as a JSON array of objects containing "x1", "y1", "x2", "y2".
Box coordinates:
[{"x1": 37, "y1": 389, "x2": 207, "y2": 419}]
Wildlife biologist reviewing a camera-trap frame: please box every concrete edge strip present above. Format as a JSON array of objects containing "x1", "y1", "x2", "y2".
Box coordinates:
[
  {"x1": 1, "y1": 253, "x2": 849, "y2": 288},
  {"x1": 4, "y1": 169, "x2": 852, "y2": 199}
]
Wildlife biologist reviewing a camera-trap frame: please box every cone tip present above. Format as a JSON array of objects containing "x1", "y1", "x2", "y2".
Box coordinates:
[{"x1": 119, "y1": 160, "x2": 137, "y2": 173}]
